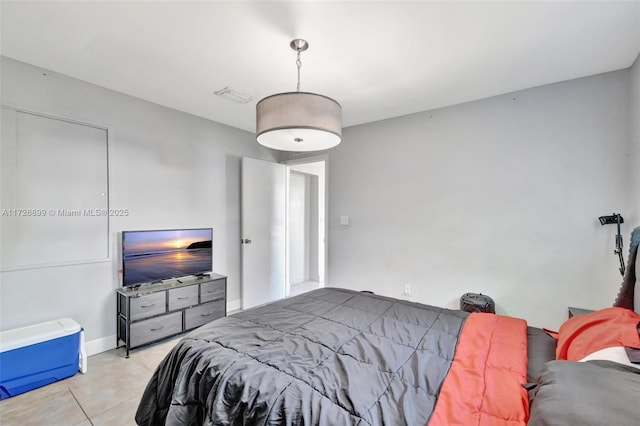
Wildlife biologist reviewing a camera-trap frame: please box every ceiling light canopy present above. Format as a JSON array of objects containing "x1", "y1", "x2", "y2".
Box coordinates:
[{"x1": 256, "y1": 39, "x2": 342, "y2": 152}]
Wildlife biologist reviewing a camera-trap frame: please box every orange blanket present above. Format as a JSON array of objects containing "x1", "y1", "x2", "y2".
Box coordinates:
[
  {"x1": 429, "y1": 313, "x2": 529, "y2": 425},
  {"x1": 555, "y1": 307, "x2": 640, "y2": 361}
]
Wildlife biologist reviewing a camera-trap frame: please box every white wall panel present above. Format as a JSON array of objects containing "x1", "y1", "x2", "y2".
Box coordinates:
[{"x1": 1, "y1": 110, "x2": 108, "y2": 268}]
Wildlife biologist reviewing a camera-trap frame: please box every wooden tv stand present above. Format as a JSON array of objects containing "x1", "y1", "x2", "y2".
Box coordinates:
[{"x1": 116, "y1": 273, "x2": 226, "y2": 357}]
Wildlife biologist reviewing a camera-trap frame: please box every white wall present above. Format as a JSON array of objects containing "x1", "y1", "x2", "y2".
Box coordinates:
[
  {"x1": 630, "y1": 53, "x2": 640, "y2": 223},
  {"x1": 328, "y1": 70, "x2": 631, "y2": 329},
  {"x1": 0, "y1": 56, "x2": 276, "y2": 353},
  {"x1": 289, "y1": 172, "x2": 311, "y2": 284},
  {"x1": 287, "y1": 160, "x2": 327, "y2": 283}
]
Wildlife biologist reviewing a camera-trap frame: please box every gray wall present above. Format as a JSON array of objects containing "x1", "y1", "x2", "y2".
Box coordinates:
[
  {"x1": 2, "y1": 54, "x2": 638, "y2": 349},
  {"x1": 327, "y1": 70, "x2": 632, "y2": 329},
  {"x1": 0, "y1": 56, "x2": 276, "y2": 352},
  {"x1": 630, "y1": 53, "x2": 640, "y2": 223}
]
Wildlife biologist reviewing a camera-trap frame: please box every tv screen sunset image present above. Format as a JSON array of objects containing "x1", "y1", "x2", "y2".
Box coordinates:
[{"x1": 123, "y1": 229, "x2": 212, "y2": 286}]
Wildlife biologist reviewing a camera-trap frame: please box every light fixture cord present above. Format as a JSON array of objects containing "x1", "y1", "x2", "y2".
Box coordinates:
[{"x1": 296, "y1": 49, "x2": 302, "y2": 92}]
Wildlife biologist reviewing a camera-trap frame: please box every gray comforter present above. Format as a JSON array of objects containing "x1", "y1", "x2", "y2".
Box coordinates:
[{"x1": 135, "y1": 288, "x2": 469, "y2": 425}]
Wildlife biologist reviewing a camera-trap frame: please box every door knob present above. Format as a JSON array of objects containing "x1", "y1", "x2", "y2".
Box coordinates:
[{"x1": 241, "y1": 239, "x2": 252, "y2": 244}]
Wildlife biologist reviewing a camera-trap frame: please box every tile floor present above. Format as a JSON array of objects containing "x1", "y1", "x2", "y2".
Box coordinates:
[{"x1": 0, "y1": 337, "x2": 181, "y2": 426}]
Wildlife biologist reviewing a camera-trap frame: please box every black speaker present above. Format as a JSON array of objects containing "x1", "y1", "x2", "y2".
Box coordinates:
[{"x1": 460, "y1": 292, "x2": 495, "y2": 313}]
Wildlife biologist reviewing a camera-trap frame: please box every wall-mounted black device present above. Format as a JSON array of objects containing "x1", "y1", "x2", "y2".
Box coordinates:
[{"x1": 598, "y1": 213, "x2": 625, "y2": 276}]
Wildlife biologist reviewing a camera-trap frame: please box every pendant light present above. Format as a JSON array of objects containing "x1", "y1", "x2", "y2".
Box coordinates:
[{"x1": 256, "y1": 39, "x2": 342, "y2": 151}]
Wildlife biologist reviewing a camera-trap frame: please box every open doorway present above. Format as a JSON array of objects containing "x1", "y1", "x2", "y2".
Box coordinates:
[{"x1": 286, "y1": 159, "x2": 326, "y2": 297}]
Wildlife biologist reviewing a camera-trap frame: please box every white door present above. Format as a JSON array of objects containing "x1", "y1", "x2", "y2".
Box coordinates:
[{"x1": 241, "y1": 157, "x2": 287, "y2": 310}]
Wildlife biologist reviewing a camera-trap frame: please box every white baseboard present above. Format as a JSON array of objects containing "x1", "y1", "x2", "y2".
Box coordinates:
[
  {"x1": 85, "y1": 335, "x2": 116, "y2": 356},
  {"x1": 228, "y1": 298, "x2": 241, "y2": 313},
  {"x1": 86, "y1": 300, "x2": 241, "y2": 356}
]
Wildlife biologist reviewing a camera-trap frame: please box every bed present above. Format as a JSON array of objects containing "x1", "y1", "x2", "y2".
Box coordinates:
[{"x1": 136, "y1": 227, "x2": 640, "y2": 426}]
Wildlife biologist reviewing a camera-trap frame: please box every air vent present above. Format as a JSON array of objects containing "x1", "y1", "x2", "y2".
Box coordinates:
[{"x1": 214, "y1": 87, "x2": 254, "y2": 104}]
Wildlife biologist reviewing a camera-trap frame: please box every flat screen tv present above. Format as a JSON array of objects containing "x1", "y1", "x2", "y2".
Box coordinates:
[{"x1": 122, "y1": 228, "x2": 212, "y2": 287}]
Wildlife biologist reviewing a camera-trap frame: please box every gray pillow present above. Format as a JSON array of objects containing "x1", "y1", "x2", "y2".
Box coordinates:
[{"x1": 529, "y1": 360, "x2": 640, "y2": 426}]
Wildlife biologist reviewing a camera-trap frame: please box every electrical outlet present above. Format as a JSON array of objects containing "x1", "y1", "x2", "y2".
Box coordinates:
[{"x1": 403, "y1": 284, "x2": 411, "y2": 297}]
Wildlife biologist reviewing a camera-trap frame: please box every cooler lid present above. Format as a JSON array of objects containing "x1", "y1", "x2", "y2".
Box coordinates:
[{"x1": 0, "y1": 318, "x2": 82, "y2": 353}]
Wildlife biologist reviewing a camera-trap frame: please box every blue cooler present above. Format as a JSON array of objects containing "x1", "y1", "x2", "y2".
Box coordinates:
[{"x1": 0, "y1": 318, "x2": 85, "y2": 399}]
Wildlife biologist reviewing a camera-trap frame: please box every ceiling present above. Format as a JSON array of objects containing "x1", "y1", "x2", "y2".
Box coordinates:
[{"x1": 1, "y1": 1, "x2": 639, "y2": 133}]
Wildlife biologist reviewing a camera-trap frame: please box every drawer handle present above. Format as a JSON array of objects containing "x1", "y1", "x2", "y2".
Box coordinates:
[
  {"x1": 150, "y1": 325, "x2": 164, "y2": 332},
  {"x1": 200, "y1": 312, "x2": 214, "y2": 317},
  {"x1": 177, "y1": 296, "x2": 190, "y2": 300},
  {"x1": 140, "y1": 303, "x2": 156, "y2": 308}
]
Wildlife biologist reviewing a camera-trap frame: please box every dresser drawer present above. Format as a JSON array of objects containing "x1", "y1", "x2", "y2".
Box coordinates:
[
  {"x1": 130, "y1": 312, "x2": 182, "y2": 347},
  {"x1": 169, "y1": 286, "x2": 198, "y2": 311},
  {"x1": 200, "y1": 279, "x2": 225, "y2": 303},
  {"x1": 185, "y1": 300, "x2": 225, "y2": 330},
  {"x1": 130, "y1": 292, "x2": 166, "y2": 321}
]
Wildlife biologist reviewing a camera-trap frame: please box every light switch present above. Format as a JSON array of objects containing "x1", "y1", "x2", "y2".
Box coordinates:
[{"x1": 340, "y1": 216, "x2": 349, "y2": 226}]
